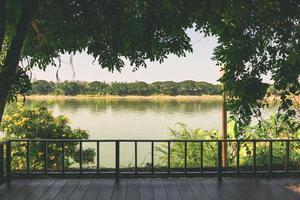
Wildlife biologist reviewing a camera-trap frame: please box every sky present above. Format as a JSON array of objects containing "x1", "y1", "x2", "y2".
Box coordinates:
[{"x1": 31, "y1": 29, "x2": 221, "y2": 84}]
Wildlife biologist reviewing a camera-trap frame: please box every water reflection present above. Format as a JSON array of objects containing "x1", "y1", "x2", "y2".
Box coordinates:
[{"x1": 28, "y1": 99, "x2": 222, "y2": 114}]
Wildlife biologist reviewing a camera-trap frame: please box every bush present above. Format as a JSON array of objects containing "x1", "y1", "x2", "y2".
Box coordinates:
[
  {"x1": 0, "y1": 103, "x2": 95, "y2": 171},
  {"x1": 156, "y1": 123, "x2": 220, "y2": 168},
  {"x1": 159, "y1": 117, "x2": 300, "y2": 170}
]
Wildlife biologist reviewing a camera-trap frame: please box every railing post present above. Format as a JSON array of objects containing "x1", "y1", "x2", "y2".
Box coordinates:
[
  {"x1": 184, "y1": 141, "x2": 187, "y2": 174},
  {"x1": 115, "y1": 141, "x2": 120, "y2": 181},
  {"x1": 26, "y1": 141, "x2": 30, "y2": 175},
  {"x1": 151, "y1": 141, "x2": 154, "y2": 174},
  {"x1": 236, "y1": 141, "x2": 240, "y2": 174},
  {"x1": 253, "y1": 141, "x2": 256, "y2": 174},
  {"x1": 200, "y1": 141, "x2": 203, "y2": 173},
  {"x1": 0, "y1": 143, "x2": 3, "y2": 178},
  {"x1": 79, "y1": 141, "x2": 82, "y2": 174},
  {"x1": 135, "y1": 141, "x2": 138, "y2": 175},
  {"x1": 97, "y1": 141, "x2": 100, "y2": 174},
  {"x1": 285, "y1": 140, "x2": 289, "y2": 173},
  {"x1": 61, "y1": 142, "x2": 65, "y2": 174},
  {"x1": 6, "y1": 141, "x2": 11, "y2": 178},
  {"x1": 269, "y1": 141, "x2": 273, "y2": 174},
  {"x1": 44, "y1": 142, "x2": 48, "y2": 174},
  {"x1": 167, "y1": 141, "x2": 170, "y2": 175},
  {"x1": 217, "y1": 140, "x2": 222, "y2": 181}
]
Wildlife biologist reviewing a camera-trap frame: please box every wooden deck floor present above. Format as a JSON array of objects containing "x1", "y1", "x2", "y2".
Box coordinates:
[{"x1": 0, "y1": 177, "x2": 300, "y2": 200}]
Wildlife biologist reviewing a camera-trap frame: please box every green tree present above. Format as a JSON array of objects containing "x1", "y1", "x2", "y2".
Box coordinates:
[
  {"x1": 29, "y1": 80, "x2": 55, "y2": 95},
  {"x1": 88, "y1": 81, "x2": 108, "y2": 95},
  {"x1": 0, "y1": 103, "x2": 95, "y2": 170},
  {"x1": 56, "y1": 81, "x2": 84, "y2": 96},
  {"x1": 177, "y1": 80, "x2": 197, "y2": 95},
  {"x1": 127, "y1": 81, "x2": 149, "y2": 96},
  {"x1": 109, "y1": 82, "x2": 128, "y2": 96}
]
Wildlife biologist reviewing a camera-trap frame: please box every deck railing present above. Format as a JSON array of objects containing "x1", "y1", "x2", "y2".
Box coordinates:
[{"x1": 1, "y1": 139, "x2": 300, "y2": 183}]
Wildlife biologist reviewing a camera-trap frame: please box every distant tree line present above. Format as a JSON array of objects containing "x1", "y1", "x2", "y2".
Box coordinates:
[{"x1": 27, "y1": 80, "x2": 222, "y2": 96}]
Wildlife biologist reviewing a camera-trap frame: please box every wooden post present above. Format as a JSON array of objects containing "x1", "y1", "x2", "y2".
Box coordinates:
[{"x1": 221, "y1": 65, "x2": 228, "y2": 168}]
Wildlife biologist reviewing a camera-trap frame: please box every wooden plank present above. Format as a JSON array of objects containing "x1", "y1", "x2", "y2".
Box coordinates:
[
  {"x1": 126, "y1": 179, "x2": 139, "y2": 200},
  {"x1": 258, "y1": 178, "x2": 300, "y2": 200},
  {"x1": 1, "y1": 177, "x2": 300, "y2": 200},
  {"x1": 11, "y1": 179, "x2": 43, "y2": 200},
  {"x1": 97, "y1": 179, "x2": 115, "y2": 200},
  {"x1": 175, "y1": 178, "x2": 197, "y2": 200},
  {"x1": 39, "y1": 179, "x2": 67, "y2": 200},
  {"x1": 0, "y1": 180, "x2": 31, "y2": 200},
  {"x1": 139, "y1": 178, "x2": 154, "y2": 200},
  {"x1": 83, "y1": 179, "x2": 104, "y2": 200},
  {"x1": 186, "y1": 178, "x2": 210, "y2": 200},
  {"x1": 0, "y1": 179, "x2": 20, "y2": 194},
  {"x1": 25, "y1": 179, "x2": 56, "y2": 200},
  {"x1": 152, "y1": 179, "x2": 168, "y2": 200},
  {"x1": 68, "y1": 179, "x2": 92, "y2": 200},
  {"x1": 223, "y1": 178, "x2": 268, "y2": 200},
  {"x1": 200, "y1": 178, "x2": 235, "y2": 200},
  {"x1": 111, "y1": 179, "x2": 127, "y2": 200},
  {"x1": 163, "y1": 178, "x2": 182, "y2": 200},
  {"x1": 54, "y1": 179, "x2": 80, "y2": 200}
]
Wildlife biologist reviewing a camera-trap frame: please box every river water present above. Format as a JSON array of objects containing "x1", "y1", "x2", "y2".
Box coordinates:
[{"x1": 25, "y1": 98, "x2": 277, "y2": 168}]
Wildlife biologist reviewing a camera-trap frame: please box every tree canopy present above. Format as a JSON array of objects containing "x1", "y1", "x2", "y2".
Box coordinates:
[{"x1": 0, "y1": 0, "x2": 299, "y2": 127}]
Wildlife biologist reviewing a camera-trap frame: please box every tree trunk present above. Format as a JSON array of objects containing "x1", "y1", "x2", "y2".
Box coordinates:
[
  {"x1": 0, "y1": 0, "x2": 6, "y2": 53},
  {"x1": 0, "y1": 0, "x2": 39, "y2": 123}
]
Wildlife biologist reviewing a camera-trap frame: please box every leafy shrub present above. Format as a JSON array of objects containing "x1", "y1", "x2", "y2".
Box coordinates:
[
  {"x1": 156, "y1": 123, "x2": 219, "y2": 168},
  {"x1": 159, "y1": 116, "x2": 300, "y2": 170},
  {"x1": 0, "y1": 103, "x2": 95, "y2": 171}
]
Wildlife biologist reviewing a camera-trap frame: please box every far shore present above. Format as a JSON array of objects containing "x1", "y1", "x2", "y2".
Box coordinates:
[
  {"x1": 22, "y1": 94, "x2": 300, "y2": 104},
  {"x1": 24, "y1": 94, "x2": 223, "y2": 101}
]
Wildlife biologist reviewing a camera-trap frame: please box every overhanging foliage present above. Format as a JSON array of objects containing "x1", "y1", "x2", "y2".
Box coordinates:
[{"x1": 0, "y1": 0, "x2": 299, "y2": 126}]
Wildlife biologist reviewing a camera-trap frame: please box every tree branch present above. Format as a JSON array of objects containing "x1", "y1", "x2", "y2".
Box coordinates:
[{"x1": 31, "y1": 18, "x2": 46, "y2": 44}]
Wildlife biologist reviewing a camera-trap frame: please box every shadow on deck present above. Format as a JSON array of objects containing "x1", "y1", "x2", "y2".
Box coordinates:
[{"x1": 0, "y1": 177, "x2": 300, "y2": 200}]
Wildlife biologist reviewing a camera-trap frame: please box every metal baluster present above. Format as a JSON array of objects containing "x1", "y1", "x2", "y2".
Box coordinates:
[
  {"x1": 253, "y1": 141, "x2": 256, "y2": 174},
  {"x1": 200, "y1": 141, "x2": 203, "y2": 173},
  {"x1": 168, "y1": 141, "x2": 170, "y2": 175},
  {"x1": 79, "y1": 141, "x2": 82, "y2": 174},
  {"x1": 115, "y1": 141, "x2": 120, "y2": 181},
  {"x1": 151, "y1": 141, "x2": 154, "y2": 174},
  {"x1": 285, "y1": 140, "x2": 289, "y2": 172},
  {"x1": 135, "y1": 141, "x2": 138, "y2": 174},
  {"x1": 236, "y1": 141, "x2": 240, "y2": 173},
  {"x1": 44, "y1": 142, "x2": 48, "y2": 174},
  {"x1": 97, "y1": 141, "x2": 100, "y2": 174},
  {"x1": 26, "y1": 141, "x2": 30, "y2": 175},
  {"x1": 61, "y1": 142, "x2": 65, "y2": 174},
  {"x1": 269, "y1": 141, "x2": 272, "y2": 173},
  {"x1": 184, "y1": 141, "x2": 187, "y2": 174},
  {"x1": 217, "y1": 141, "x2": 222, "y2": 181},
  {"x1": 6, "y1": 141, "x2": 11, "y2": 177}
]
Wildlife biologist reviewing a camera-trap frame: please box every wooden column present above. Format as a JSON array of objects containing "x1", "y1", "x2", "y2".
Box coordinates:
[{"x1": 221, "y1": 65, "x2": 227, "y2": 168}]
